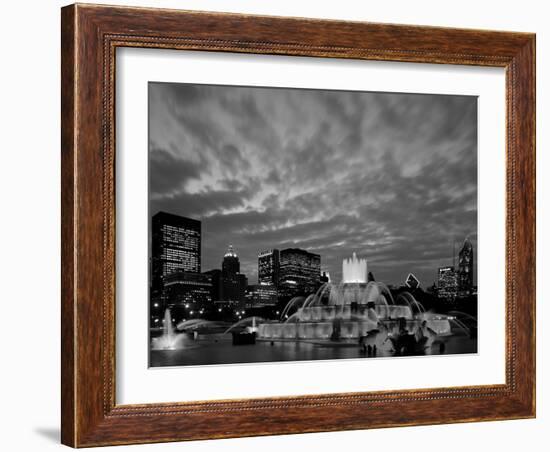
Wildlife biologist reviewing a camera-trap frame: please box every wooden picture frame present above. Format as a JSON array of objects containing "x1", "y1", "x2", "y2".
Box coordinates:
[{"x1": 61, "y1": 3, "x2": 535, "y2": 447}]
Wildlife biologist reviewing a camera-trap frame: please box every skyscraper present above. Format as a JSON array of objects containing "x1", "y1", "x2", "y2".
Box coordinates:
[
  {"x1": 151, "y1": 212, "x2": 201, "y2": 323},
  {"x1": 437, "y1": 266, "x2": 458, "y2": 300},
  {"x1": 221, "y1": 245, "x2": 246, "y2": 302},
  {"x1": 222, "y1": 245, "x2": 239, "y2": 275},
  {"x1": 457, "y1": 238, "x2": 474, "y2": 296},
  {"x1": 258, "y1": 249, "x2": 280, "y2": 286},
  {"x1": 278, "y1": 248, "x2": 321, "y2": 298},
  {"x1": 152, "y1": 211, "x2": 201, "y2": 281}
]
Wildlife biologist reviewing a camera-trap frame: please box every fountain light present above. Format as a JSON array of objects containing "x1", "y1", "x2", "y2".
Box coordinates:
[
  {"x1": 342, "y1": 252, "x2": 368, "y2": 283},
  {"x1": 151, "y1": 309, "x2": 185, "y2": 350}
]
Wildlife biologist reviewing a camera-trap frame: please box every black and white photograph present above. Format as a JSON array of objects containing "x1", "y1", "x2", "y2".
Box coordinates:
[{"x1": 148, "y1": 82, "x2": 478, "y2": 367}]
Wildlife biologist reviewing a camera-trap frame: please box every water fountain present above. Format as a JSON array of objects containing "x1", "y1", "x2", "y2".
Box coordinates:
[
  {"x1": 224, "y1": 316, "x2": 265, "y2": 335},
  {"x1": 151, "y1": 309, "x2": 189, "y2": 350},
  {"x1": 257, "y1": 253, "x2": 453, "y2": 348},
  {"x1": 176, "y1": 318, "x2": 227, "y2": 332},
  {"x1": 223, "y1": 316, "x2": 265, "y2": 345}
]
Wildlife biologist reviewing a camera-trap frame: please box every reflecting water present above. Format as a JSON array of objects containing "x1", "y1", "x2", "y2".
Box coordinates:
[{"x1": 150, "y1": 331, "x2": 477, "y2": 367}]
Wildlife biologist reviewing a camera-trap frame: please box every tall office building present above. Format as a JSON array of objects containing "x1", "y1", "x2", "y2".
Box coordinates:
[
  {"x1": 222, "y1": 245, "x2": 239, "y2": 275},
  {"x1": 221, "y1": 245, "x2": 246, "y2": 302},
  {"x1": 152, "y1": 211, "x2": 201, "y2": 282},
  {"x1": 150, "y1": 211, "x2": 201, "y2": 324},
  {"x1": 437, "y1": 266, "x2": 458, "y2": 300},
  {"x1": 258, "y1": 249, "x2": 280, "y2": 286},
  {"x1": 457, "y1": 238, "x2": 474, "y2": 296},
  {"x1": 278, "y1": 248, "x2": 321, "y2": 298}
]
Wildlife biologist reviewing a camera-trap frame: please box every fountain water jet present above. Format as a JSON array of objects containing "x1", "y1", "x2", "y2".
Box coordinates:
[
  {"x1": 224, "y1": 316, "x2": 265, "y2": 335},
  {"x1": 176, "y1": 319, "x2": 226, "y2": 332},
  {"x1": 280, "y1": 296, "x2": 306, "y2": 320},
  {"x1": 151, "y1": 309, "x2": 189, "y2": 350},
  {"x1": 342, "y1": 252, "x2": 367, "y2": 283}
]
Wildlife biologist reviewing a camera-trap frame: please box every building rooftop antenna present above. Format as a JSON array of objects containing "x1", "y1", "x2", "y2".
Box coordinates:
[{"x1": 452, "y1": 237, "x2": 456, "y2": 269}]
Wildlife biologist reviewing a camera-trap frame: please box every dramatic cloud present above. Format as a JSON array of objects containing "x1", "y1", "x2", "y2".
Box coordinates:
[{"x1": 149, "y1": 82, "x2": 478, "y2": 285}]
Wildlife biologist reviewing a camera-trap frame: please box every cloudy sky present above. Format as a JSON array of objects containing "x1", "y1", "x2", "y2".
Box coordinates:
[{"x1": 149, "y1": 82, "x2": 477, "y2": 286}]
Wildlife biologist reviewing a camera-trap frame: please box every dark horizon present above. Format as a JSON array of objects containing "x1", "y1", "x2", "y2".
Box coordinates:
[{"x1": 149, "y1": 82, "x2": 478, "y2": 286}]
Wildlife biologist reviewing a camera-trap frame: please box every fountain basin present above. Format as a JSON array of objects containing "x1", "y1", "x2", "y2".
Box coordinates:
[
  {"x1": 297, "y1": 305, "x2": 413, "y2": 322},
  {"x1": 257, "y1": 318, "x2": 451, "y2": 340}
]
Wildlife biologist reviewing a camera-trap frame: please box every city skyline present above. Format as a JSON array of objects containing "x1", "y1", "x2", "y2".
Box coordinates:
[
  {"x1": 152, "y1": 208, "x2": 474, "y2": 289},
  {"x1": 149, "y1": 82, "x2": 478, "y2": 285}
]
